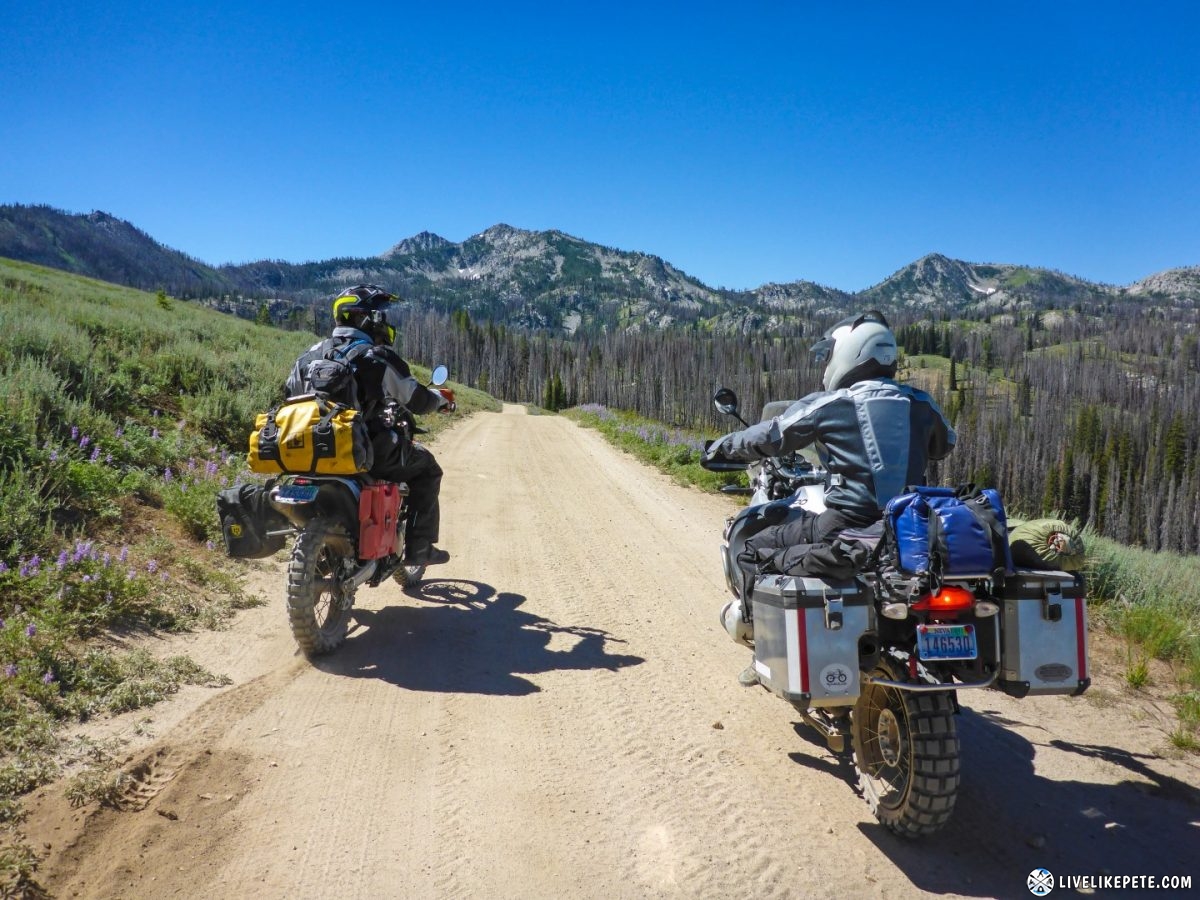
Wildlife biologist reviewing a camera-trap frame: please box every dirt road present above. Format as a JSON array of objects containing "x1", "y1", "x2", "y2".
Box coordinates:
[{"x1": 23, "y1": 406, "x2": 1200, "y2": 899}]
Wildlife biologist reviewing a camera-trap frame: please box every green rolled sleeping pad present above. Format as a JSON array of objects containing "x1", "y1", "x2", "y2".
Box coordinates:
[{"x1": 1009, "y1": 518, "x2": 1086, "y2": 571}]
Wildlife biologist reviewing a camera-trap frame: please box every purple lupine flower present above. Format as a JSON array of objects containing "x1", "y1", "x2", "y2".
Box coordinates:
[
  {"x1": 205, "y1": 461, "x2": 219, "y2": 477},
  {"x1": 151, "y1": 428, "x2": 160, "y2": 440},
  {"x1": 160, "y1": 572, "x2": 169, "y2": 582},
  {"x1": 205, "y1": 541, "x2": 215, "y2": 551},
  {"x1": 115, "y1": 427, "x2": 124, "y2": 438},
  {"x1": 79, "y1": 435, "x2": 91, "y2": 449},
  {"x1": 50, "y1": 450, "x2": 59, "y2": 462},
  {"x1": 71, "y1": 425, "x2": 79, "y2": 440},
  {"x1": 57, "y1": 550, "x2": 69, "y2": 570},
  {"x1": 102, "y1": 552, "x2": 111, "y2": 566},
  {"x1": 90, "y1": 447, "x2": 101, "y2": 462},
  {"x1": 0, "y1": 561, "x2": 7, "y2": 574},
  {"x1": 105, "y1": 453, "x2": 113, "y2": 464},
  {"x1": 42, "y1": 670, "x2": 55, "y2": 685},
  {"x1": 4, "y1": 664, "x2": 16, "y2": 678},
  {"x1": 127, "y1": 568, "x2": 137, "y2": 581},
  {"x1": 147, "y1": 560, "x2": 158, "y2": 574},
  {"x1": 163, "y1": 468, "x2": 173, "y2": 483},
  {"x1": 82, "y1": 574, "x2": 93, "y2": 583},
  {"x1": 153, "y1": 409, "x2": 160, "y2": 418},
  {"x1": 119, "y1": 546, "x2": 129, "y2": 563},
  {"x1": 187, "y1": 457, "x2": 196, "y2": 470},
  {"x1": 25, "y1": 623, "x2": 36, "y2": 638}
]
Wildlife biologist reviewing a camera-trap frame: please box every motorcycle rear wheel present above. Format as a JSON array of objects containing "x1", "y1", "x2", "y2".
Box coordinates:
[
  {"x1": 287, "y1": 521, "x2": 354, "y2": 656},
  {"x1": 851, "y1": 660, "x2": 959, "y2": 837}
]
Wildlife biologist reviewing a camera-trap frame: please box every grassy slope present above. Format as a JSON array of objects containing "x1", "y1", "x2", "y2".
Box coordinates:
[{"x1": 0, "y1": 258, "x2": 498, "y2": 889}]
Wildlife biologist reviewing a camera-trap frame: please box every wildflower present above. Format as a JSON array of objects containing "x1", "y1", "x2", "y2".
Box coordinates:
[
  {"x1": 206, "y1": 541, "x2": 215, "y2": 551},
  {"x1": 163, "y1": 468, "x2": 173, "y2": 483},
  {"x1": 50, "y1": 450, "x2": 59, "y2": 462},
  {"x1": 71, "y1": 425, "x2": 79, "y2": 440},
  {"x1": 105, "y1": 592, "x2": 113, "y2": 603},
  {"x1": 205, "y1": 461, "x2": 219, "y2": 477},
  {"x1": 102, "y1": 552, "x2": 111, "y2": 566},
  {"x1": 42, "y1": 670, "x2": 55, "y2": 685},
  {"x1": 153, "y1": 409, "x2": 160, "y2": 418},
  {"x1": 0, "y1": 561, "x2": 6, "y2": 574},
  {"x1": 160, "y1": 572, "x2": 169, "y2": 582},
  {"x1": 4, "y1": 664, "x2": 16, "y2": 678},
  {"x1": 151, "y1": 428, "x2": 160, "y2": 440},
  {"x1": 127, "y1": 568, "x2": 137, "y2": 581},
  {"x1": 119, "y1": 546, "x2": 129, "y2": 563},
  {"x1": 115, "y1": 427, "x2": 124, "y2": 438},
  {"x1": 80, "y1": 435, "x2": 91, "y2": 449},
  {"x1": 90, "y1": 447, "x2": 101, "y2": 462},
  {"x1": 57, "y1": 550, "x2": 69, "y2": 570},
  {"x1": 105, "y1": 453, "x2": 113, "y2": 464},
  {"x1": 25, "y1": 623, "x2": 36, "y2": 638},
  {"x1": 147, "y1": 560, "x2": 158, "y2": 574},
  {"x1": 82, "y1": 574, "x2": 93, "y2": 583}
]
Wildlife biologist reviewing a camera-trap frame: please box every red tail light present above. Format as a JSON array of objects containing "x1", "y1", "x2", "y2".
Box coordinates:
[{"x1": 911, "y1": 585, "x2": 975, "y2": 612}]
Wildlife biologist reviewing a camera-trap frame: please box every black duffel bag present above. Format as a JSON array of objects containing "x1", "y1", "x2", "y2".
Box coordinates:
[{"x1": 216, "y1": 481, "x2": 290, "y2": 559}]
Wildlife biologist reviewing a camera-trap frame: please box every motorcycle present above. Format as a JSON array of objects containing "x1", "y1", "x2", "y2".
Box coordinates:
[
  {"x1": 264, "y1": 365, "x2": 455, "y2": 657},
  {"x1": 702, "y1": 386, "x2": 1090, "y2": 837}
]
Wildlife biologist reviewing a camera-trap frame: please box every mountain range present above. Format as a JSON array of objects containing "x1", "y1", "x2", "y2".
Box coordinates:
[{"x1": 2, "y1": 203, "x2": 1197, "y2": 334}]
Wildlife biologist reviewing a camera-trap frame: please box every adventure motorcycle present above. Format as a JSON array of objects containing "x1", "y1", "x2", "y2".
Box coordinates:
[
  {"x1": 264, "y1": 365, "x2": 455, "y2": 657},
  {"x1": 702, "y1": 386, "x2": 1090, "y2": 838}
]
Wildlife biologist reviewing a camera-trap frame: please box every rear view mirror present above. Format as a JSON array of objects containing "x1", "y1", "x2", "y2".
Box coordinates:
[
  {"x1": 430, "y1": 364, "x2": 449, "y2": 386},
  {"x1": 713, "y1": 387, "x2": 739, "y2": 417}
]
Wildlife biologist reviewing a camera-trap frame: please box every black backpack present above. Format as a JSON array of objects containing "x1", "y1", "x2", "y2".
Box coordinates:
[{"x1": 294, "y1": 338, "x2": 373, "y2": 408}]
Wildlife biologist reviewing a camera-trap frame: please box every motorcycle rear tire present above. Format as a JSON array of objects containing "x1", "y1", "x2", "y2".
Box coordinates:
[
  {"x1": 851, "y1": 661, "x2": 960, "y2": 838},
  {"x1": 287, "y1": 520, "x2": 354, "y2": 656}
]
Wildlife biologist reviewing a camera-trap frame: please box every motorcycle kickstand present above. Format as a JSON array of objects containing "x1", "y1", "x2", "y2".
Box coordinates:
[{"x1": 800, "y1": 709, "x2": 851, "y2": 755}]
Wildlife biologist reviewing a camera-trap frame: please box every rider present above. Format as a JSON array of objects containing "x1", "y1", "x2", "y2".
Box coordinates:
[
  {"x1": 704, "y1": 311, "x2": 955, "y2": 679},
  {"x1": 285, "y1": 284, "x2": 454, "y2": 567}
]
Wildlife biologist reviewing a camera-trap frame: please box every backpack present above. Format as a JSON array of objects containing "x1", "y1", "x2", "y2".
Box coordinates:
[
  {"x1": 294, "y1": 338, "x2": 373, "y2": 408},
  {"x1": 884, "y1": 484, "x2": 1012, "y2": 579}
]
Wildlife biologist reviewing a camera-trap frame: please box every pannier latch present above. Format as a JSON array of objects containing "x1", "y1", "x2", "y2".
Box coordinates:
[
  {"x1": 1041, "y1": 583, "x2": 1063, "y2": 622},
  {"x1": 823, "y1": 590, "x2": 844, "y2": 631}
]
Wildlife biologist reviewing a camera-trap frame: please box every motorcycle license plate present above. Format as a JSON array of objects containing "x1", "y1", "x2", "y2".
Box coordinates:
[
  {"x1": 916, "y1": 624, "x2": 978, "y2": 661},
  {"x1": 275, "y1": 484, "x2": 319, "y2": 503}
]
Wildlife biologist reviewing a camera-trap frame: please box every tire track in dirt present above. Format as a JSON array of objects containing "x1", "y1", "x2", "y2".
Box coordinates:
[{"x1": 21, "y1": 406, "x2": 1200, "y2": 900}]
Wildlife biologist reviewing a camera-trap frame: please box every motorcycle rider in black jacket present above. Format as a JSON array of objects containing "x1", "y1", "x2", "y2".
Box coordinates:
[{"x1": 285, "y1": 284, "x2": 453, "y2": 566}]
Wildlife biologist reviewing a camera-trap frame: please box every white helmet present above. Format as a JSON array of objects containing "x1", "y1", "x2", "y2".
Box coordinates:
[{"x1": 810, "y1": 310, "x2": 898, "y2": 391}]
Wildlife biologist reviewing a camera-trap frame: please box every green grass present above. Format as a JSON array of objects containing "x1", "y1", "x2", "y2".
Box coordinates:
[{"x1": 0, "y1": 257, "x2": 499, "y2": 892}]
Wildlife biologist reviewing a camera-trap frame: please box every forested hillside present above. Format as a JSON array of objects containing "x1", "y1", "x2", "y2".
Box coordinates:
[{"x1": 398, "y1": 303, "x2": 1200, "y2": 555}]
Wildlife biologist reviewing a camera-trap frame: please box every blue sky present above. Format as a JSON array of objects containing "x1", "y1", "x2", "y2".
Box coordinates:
[{"x1": 2, "y1": 1, "x2": 1197, "y2": 291}]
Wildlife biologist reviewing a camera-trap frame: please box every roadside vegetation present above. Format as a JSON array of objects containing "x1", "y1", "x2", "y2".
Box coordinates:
[
  {"x1": 0, "y1": 258, "x2": 497, "y2": 891},
  {"x1": 566, "y1": 401, "x2": 1200, "y2": 751}
]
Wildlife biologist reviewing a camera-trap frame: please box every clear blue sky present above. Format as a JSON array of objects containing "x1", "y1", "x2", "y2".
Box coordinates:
[{"x1": 2, "y1": 1, "x2": 1197, "y2": 291}]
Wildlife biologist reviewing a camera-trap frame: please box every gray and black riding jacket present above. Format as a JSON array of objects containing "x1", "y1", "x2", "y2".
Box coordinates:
[
  {"x1": 711, "y1": 379, "x2": 956, "y2": 522},
  {"x1": 284, "y1": 326, "x2": 445, "y2": 422}
]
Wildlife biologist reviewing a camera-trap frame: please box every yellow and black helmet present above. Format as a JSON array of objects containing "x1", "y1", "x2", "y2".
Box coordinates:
[{"x1": 332, "y1": 284, "x2": 399, "y2": 344}]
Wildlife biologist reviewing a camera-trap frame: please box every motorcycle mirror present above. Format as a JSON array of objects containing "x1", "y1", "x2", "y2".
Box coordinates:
[
  {"x1": 430, "y1": 364, "x2": 449, "y2": 386},
  {"x1": 712, "y1": 387, "x2": 740, "y2": 417}
]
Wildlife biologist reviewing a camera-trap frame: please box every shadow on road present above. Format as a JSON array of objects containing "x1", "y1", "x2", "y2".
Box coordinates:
[
  {"x1": 784, "y1": 706, "x2": 1199, "y2": 897},
  {"x1": 314, "y1": 578, "x2": 643, "y2": 695}
]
